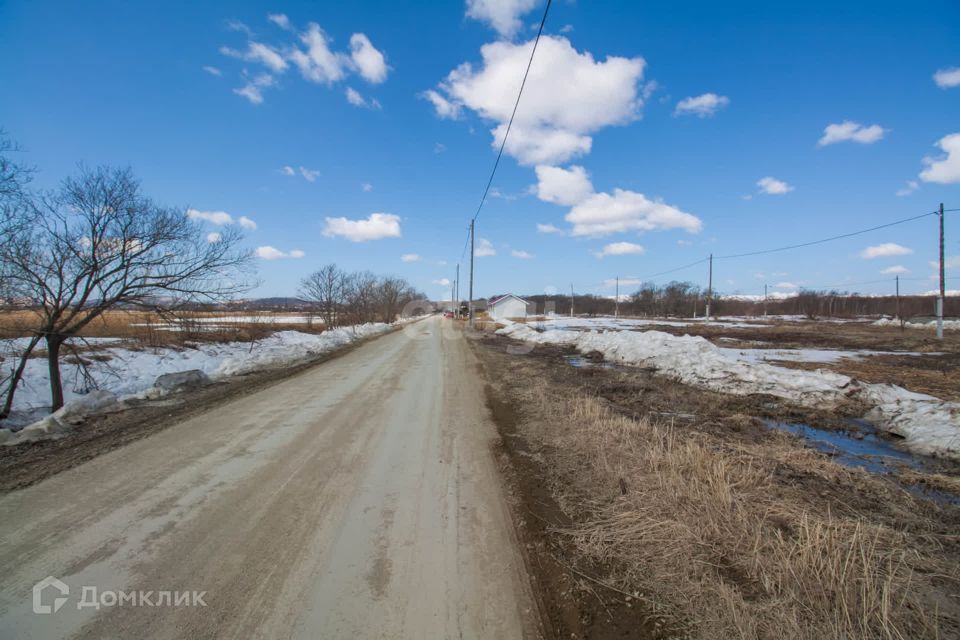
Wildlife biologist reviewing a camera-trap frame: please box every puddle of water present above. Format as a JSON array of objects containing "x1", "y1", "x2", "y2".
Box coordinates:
[
  {"x1": 563, "y1": 354, "x2": 615, "y2": 369},
  {"x1": 767, "y1": 419, "x2": 916, "y2": 474},
  {"x1": 768, "y1": 419, "x2": 960, "y2": 505}
]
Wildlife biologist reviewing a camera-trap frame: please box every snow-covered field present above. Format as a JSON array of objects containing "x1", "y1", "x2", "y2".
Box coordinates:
[
  {"x1": 873, "y1": 317, "x2": 960, "y2": 330},
  {"x1": 716, "y1": 346, "x2": 934, "y2": 365},
  {"x1": 2, "y1": 323, "x2": 392, "y2": 430},
  {"x1": 498, "y1": 321, "x2": 960, "y2": 459},
  {"x1": 530, "y1": 314, "x2": 868, "y2": 332},
  {"x1": 136, "y1": 314, "x2": 323, "y2": 326}
]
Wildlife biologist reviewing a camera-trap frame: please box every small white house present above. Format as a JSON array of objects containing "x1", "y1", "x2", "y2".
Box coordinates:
[{"x1": 488, "y1": 294, "x2": 530, "y2": 321}]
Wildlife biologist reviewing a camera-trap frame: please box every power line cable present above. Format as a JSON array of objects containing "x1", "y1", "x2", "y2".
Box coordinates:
[
  {"x1": 714, "y1": 210, "x2": 939, "y2": 260},
  {"x1": 459, "y1": 224, "x2": 471, "y2": 261},
  {"x1": 636, "y1": 257, "x2": 709, "y2": 281},
  {"x1": 470, "y1": 0, "x2": 552, "y2": 224}
]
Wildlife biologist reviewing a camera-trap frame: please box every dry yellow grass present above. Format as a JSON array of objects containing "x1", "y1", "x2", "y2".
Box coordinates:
[
  {"x1": 514, "y1": 379, "x2": 956, "y2": 639},
  {"x1": 0, "y1": 309, "x2": 327, "y2": 347}
]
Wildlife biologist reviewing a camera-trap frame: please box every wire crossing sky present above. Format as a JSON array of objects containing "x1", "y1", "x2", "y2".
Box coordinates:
[{"x1": 1, "y1": 0, "x2": 957, "y2": 299}]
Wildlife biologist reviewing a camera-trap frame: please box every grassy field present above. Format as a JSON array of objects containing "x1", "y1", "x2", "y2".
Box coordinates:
[
  {"x1": 476, "y1": 325, "x2": 960, "y2": 639},
  {"x1": 0, "y1": 309, "x2": 328, "y2": 348}
]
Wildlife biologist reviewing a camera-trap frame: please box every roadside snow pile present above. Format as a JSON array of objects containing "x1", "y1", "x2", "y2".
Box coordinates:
[
  {"x1": 716, "y1": 346, "x2": 934, "y2": 365},
  {"x1": 497, "y1": 322, "x2": 960, "y2": 459},
  {"x1": 862, "y1": 385, "x2": 960, "y2": 459},
  {"x1": 1, "y1": 323, "x2": 392, "y2": 442},
  {"x1": 499, "y1": 323, "x2": 855, "y2": 405},
  {"x1": 872, "y1": 317, "x2": 960, "y2": 330}
]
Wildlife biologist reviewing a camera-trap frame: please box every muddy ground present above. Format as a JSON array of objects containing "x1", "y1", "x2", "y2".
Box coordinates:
[{"x1": 473, "y1": 328, "x2": 960, "y2": 639}]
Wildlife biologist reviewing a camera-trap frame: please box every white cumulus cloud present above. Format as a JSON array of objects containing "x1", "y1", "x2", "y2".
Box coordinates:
[
  {"x1": 255, "y1": 246, "x2": 304, "y2": 260},
  {"x1": 895, "y1": 180, "x2": 919, "y2": 197},
  {"x1": 533, "y1": 164, "x2": 700, "y2": 240},
  {"x1": 474, "y1": 238, "x2": 496, "y2": 257},
  {"x1": 881, "y1": 265, "x2": 908, "y2": 275},
  {"x1": 860, "y1": 243, "x2": 913, "y2": 259},
  {"x1": 299, "y1": 166, "x2": 320, "y2": 182},
  {"x1": 419, "y1": 90, "x2": 462, "y2": 119},
  {"x1": 401, "y1": 253, "x2": 420, "y2": 262},
  {"x1": 206, "y1": 232, "x2": 222, "y2": 243},
  {"x1": 345, "y1": 87, "x2": 381, "y2": 109},
  {"x1": 323, "y1": 212, "x2": 402, "y2": 242},
  {"x1": 536, "y1": 223, "x2": 563, "y2": 234},
  {"x1": 232, "y1": 73, "x2": 275, "y2": 105},
  {"x1": 202, "y1": 65, "x2": 222, "y2": 76},
  {"x1": 919, "y1": 133, "x2": 960, "y2": 184},
  {"x1": 220, "y1": 20, "x2": 389, "y2": 105},
  {"x1": 268, "y1": 13, "x2": 292, "y2": 30},
  {"x1": 349, "y1": 33, "x2": 388, "y2": 84},
  {"x1": 220, "y1": 42, "x2": 288, "y2": 73},
  {"x1": 934, "y1": 67, "x2": 960, "y2": 89},
  {"x1": 817, "y1": 121, "x2": 886, "y2": 146},
  {"x1": 757, "y1": 176, "x2": 794, "y2": 195},
  {"x1": 534, "y1": 165, "x2": 593, "y2": 206},
  {"x1": 565, "y1": 189, "x2": 702, "y2": 237},
  {"x1": 187, "y1": 208, "x2": 234, "y2": 225},
  {"x1": 674, "y1": 93, "x2": 729, "y2": 118},
  {"x1": 426, "y1": 36, "x2": 646, "y2": 166},
  {"x1": 188, "y1": 209, "x2": 257, "y2": 230},
  {"x1": 465, "y1": 0, "x2": 538, "y2": 37},
  {"x1": 775, "y1": 282, "x2": 798, "y2": 290},
  {"x1": 511, "y1": 249, "x2": 533, "y2": 259},
  {"x1": 595, "y1": 241, "x2": 645, "y2": 258},
  {"x1": 433, "y1": 278, "x2": 452, "y2": 286},
  {"x1": 289, "y1": 23, "x2": 350, "y2": 84}
]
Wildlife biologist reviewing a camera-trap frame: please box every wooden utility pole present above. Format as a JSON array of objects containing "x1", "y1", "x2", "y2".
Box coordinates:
[
  {"x1": 468, "y1": 220, "x2": 475, "y2": 328},
  {"x1": 706, "y1": 254, "x2": 713, "y2": 322},
  {"x1": 570, "y1": 284, "x2": 574, "y2": 317},
  {"x1": 937, "y1": 203, "x2": 945, "y2": 340},
  {"x1": 455, "y1": 263, "x2": 460, "y2": 316},
  {"x1": 763, "y1": 283, "x2": 768, "y2": 317}
]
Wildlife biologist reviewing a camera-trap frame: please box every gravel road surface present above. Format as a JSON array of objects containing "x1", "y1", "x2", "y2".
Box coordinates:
[{"x1": 0, "y1": 316, "x2": 538, "y2": 639}]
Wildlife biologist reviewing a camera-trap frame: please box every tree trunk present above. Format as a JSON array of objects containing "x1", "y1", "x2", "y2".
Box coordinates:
[
  {"x1": 0, "y1": 335, "x2": 41, "y2": 419},
  {"x1": 46, "y1": 335, "x2": 65, "y2": 412}
]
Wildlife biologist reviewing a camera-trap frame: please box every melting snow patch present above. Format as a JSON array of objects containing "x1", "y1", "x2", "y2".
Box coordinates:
[
  {"x1": 872, "y1": 317, "x2": 960, "y2": 330},
  {"x1": 1, "y1": 323, "x2": 394, "y2": 442},
  {"x1": 497, "y1": 322, "x2": 960, "y2": 459}
]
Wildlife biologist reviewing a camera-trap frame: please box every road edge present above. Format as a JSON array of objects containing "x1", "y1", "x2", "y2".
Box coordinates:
[{"x1": 0, "y1": 322, "x2": 414, "y2": 493}]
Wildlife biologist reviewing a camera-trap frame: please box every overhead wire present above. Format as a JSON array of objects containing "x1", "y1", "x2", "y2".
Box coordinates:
[
  {"x1": 470, "y1": 0, "x2": 552, "y2": 224},
  {"x1": 714, "y1": 210, "x2": 939, "y2": 260},
  {"x1": 615, "y1": 208, "x2": 942, "y2": 287}
]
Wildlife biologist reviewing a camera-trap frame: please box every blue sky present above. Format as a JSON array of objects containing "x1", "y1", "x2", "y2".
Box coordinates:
[{"x1": 1, "y1": 0, "x2": 958, "y2": 300}]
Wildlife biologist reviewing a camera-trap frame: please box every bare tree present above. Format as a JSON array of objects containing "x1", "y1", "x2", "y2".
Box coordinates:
[
  {"x1": 1, "y1": 166, "x2": 254, "y2": 415},
  {"x1": 1, "y1": 131, "x2": 35, "y2": 297},
  {"x1": 344, "y1": 271, "x2": 380, "y2": 324},
  {"x1": 375, "y1": 276, "x2": 412, "y2": 323},
  {"x1": 298, "y1": 264, "x2": 347, "y2": 328}
]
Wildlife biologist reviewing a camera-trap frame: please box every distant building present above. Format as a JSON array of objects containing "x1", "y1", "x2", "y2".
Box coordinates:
[{"x1": 487, "y1": 294, "x2": 530, "y2": 321}]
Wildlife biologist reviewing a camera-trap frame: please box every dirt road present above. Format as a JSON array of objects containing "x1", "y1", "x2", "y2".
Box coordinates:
[{"x1": 0, "y1": 316, "x2": 539, "y2": 639}]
